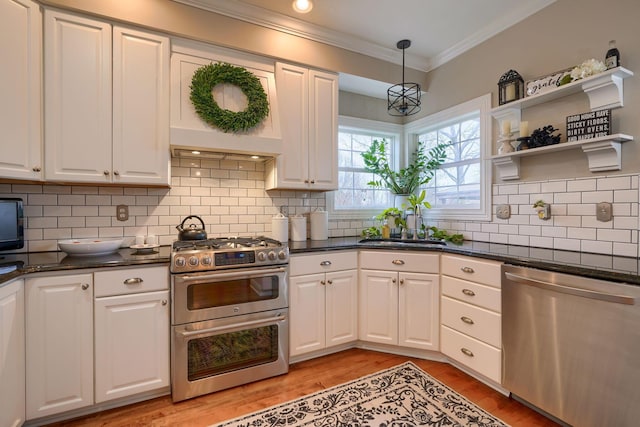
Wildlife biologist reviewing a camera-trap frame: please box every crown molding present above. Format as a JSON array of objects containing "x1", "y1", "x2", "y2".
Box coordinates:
[
  {"x1": 173, "y1": 0, "x2": 556, "y2": 73},
  {"x1": 172, "y1": 0, "x2": 431, "y2": 71}
]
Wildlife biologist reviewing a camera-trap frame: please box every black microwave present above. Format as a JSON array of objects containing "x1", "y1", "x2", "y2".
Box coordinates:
[{"x1": 0, "y1": 198, "x2": 24, "y2": 251}]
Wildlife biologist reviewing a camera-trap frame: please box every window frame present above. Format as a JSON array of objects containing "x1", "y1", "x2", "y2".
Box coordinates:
[
  {"x1": 327, "y1": 116, "x2": 404, "y2": 219},
  {"x1": 404, "y1": 93, "x2": 492, "y2": 221}
]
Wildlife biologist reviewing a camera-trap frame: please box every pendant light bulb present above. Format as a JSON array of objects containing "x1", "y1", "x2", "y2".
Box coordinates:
[{"x1": 292, "y1": 0, "x2": 313, "y2": 13}]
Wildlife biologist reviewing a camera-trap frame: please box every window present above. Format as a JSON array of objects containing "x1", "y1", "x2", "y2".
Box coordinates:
[
  {"x1": 406, "y1": 94, "x2": 492, "y2": 221},
  {"x1": 329, "y1": 117, "x2": 402, "y2": 217}
]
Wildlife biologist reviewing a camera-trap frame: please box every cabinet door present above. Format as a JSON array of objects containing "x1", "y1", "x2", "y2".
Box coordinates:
[
  {"x1": 289, "y1": 273, "x2": 325, "y2": 356},
  {"x1": 308, "y1": 69, "x2": 338, "y2": 190},
  {"x1": 271, "y1": 62, "x2": 309, "y2": 189},
  {"x1": 0, "y1": 279, "x2": 25, "y2": 427},
  {"x1": 94, "y1": 290, "x2": 170, "y2": 403},
  {"x1": 26, "y1": 273, "x2": 93, "y2": 419},
  {"x1": 359, "y1": 270, "x2": 398, "y2": 345},
  {"x1": 44, "y1": 10, "x2": 112, "y2": 183},
  {"x1": 0, "y1": 0, "x2": 42, "y2": 180},
  {"x1": 112, "y1": 26, "x2": 170, "y2": 185},
  {"x1": 325, "y1": 270, "x2": 358, "y2": 348},
  {"x1": 399, "y1": 272, "x2": 440, "y2": 350}
]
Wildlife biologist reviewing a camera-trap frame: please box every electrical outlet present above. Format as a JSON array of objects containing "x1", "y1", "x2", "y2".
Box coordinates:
[
  {"x1": 496, "y1": 204, "x2": 511, "y2": 219},
  {"x1": 596, "y1": 202, "x2": 612, "y2": 222},
  {"x1": 116, "y1": 204, "x2": 129, "y2": 221}
]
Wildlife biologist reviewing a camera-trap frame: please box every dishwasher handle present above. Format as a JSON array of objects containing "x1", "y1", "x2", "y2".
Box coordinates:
[{"x1": 504, "y1": 272, "x2": 636, "y2": 305}]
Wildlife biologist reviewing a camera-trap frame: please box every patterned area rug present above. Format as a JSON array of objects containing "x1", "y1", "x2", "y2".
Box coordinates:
[{"x1": 213, "y1": 361, "x2": 509, "y2": 426}]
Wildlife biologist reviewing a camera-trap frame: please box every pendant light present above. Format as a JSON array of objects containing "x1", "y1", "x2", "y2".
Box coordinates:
[{"x1": 387, "y1": 39, "x2": 421, "y2": 116}]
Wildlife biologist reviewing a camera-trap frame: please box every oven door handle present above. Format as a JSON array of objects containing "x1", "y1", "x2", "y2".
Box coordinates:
[
  {"x1": 177, "y1": 266, "x2": 287, "y2": 283},
  {"x1": 178, "y1": 313, "x2": 287, "y2": 337}
]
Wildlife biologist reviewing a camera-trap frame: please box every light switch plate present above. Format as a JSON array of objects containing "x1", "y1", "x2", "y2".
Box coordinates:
[
  {"x1": 496, "y1": 204, "x2": 511, "y2": 219},
  {"x1": 596, "y1": 202, "x2": 612, "y2": 222}
]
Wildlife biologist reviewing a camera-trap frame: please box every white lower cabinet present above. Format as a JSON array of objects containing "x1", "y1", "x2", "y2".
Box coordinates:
[
  {"x1": 289, "y1": 252, "x2": 358, "y2": 357},
  {"x1": 25, "y1": 266, "x2": 169, "y2": 421},
  {"x1": 440, "y1": 254, "x2": 503, "y2": 383},
  {"x1": 26, "y1": 273, "x2": 94, "y2": 419},
  {"x1": 359, "y1": 251, "x2": 440, "y2": 351},
  {"x1": 0, "y1": 279, "x2": 25, "y2": 427},
  {"x1": 94, "y1": 267, "x2": 169, "y2": 403}
]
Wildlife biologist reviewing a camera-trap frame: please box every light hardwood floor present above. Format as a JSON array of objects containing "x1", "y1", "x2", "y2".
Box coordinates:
[{"x1": 47, "y1": 348, "x2": 558, "y2": 426}]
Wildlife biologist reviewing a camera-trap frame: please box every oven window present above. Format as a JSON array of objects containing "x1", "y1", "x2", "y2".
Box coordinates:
[
  {"x1": 187, "y1": 325, "x2": 279, "y2": 381},
  {"x1": 187, "y1": 276, "x2": 279, "y2": 310}
]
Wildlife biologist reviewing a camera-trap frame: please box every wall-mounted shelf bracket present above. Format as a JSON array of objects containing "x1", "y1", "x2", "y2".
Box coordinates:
[{"x1": 492, "y1": 134, "x2": 633, "y2": 180}]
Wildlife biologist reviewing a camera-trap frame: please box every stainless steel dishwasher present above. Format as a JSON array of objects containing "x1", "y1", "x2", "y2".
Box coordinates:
[{"x1": 502, "y1": 265, "x2": 640, "y2": 427}]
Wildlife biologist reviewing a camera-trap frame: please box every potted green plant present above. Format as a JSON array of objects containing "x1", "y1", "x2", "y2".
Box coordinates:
[{"x1": 362, "y1": 139, "x2": 448, "y2": 196}]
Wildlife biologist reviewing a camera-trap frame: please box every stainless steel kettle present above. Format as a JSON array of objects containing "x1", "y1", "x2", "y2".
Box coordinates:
[{"x1": 176, "y1": 215, "x2": 207, "y2": 240}]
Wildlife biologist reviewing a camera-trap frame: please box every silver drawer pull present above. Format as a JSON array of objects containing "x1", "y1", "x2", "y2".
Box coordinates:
[
  {"x1": 124, "y1": 277, "x2": 144, "y2": 285},
  {"x1": 462, "y1": 288, "x2": 476, "y2": 296},
  {"x1": 461, "y1": 316, "x2": 474, "y2": 325},
  {"x1": 392, "y1": 259, "x2": 405, "y2": 265},
  {"x1": 460, "y1": 266, "x2": 475, "y2": 273},
  {"x1": 320, "y1": 261, "x2": 332, "y2": 266},
  {"x1": 461, "y1": 348, "x2": 474, "y2": 357}
]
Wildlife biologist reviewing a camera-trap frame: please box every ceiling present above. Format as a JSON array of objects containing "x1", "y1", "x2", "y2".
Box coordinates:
[{"x1": 175, "y1": 0, "x2": 556, "y2": 98}]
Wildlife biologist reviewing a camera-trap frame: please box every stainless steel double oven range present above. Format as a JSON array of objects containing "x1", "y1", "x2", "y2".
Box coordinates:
[{"x1": 170, "y1": 237, "x2": 289, "y2": 402}]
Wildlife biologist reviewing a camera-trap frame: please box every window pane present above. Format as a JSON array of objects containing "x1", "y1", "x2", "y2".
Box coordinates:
[
  {"x1": 335, "y1": 129, "x2": 397, "y2": 211},
  {"x1": 419, "y1": 115, "x2": 481, "y2": 210}
]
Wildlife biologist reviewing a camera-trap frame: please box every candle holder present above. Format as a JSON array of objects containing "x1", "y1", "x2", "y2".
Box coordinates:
[
  {"x1": 498, "y1": 134, "x2": 515, "y2": 154},
  {"x1": 516, "y1": 137, "x2": 531, "y2": 151}
]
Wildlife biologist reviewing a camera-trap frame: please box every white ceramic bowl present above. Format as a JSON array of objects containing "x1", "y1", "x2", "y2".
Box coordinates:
[{"x1": 58, "y1": 238, "x2": 124, "y2": 256}]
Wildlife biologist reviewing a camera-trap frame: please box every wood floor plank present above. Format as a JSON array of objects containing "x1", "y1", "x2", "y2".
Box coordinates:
[{"x1": 46, "y1": 349, "x2": 558, "y2": 427}]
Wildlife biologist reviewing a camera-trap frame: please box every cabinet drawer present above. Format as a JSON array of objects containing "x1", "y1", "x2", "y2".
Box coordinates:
[
  {"x1": 290, "y1": 251, "x2": 357, "y2": 276},
  {"x1": 359, "y1": 251, "x2": 439, "y2": 273},
  {"x1": 94, "y1": 266, "x2": 169, "y2": 297},
  {"x1": 441, "y1": 255, "x2": 501, "y2": 287},
  {"x1": 441, "y1": 325, "x2": 501, "y2": 384},
  {"x1": 441, "y1": 296, "x2": 500, "y2": 347},
  {"x1": 441, "y1": 276, "x2": 501, "y2": 313}
]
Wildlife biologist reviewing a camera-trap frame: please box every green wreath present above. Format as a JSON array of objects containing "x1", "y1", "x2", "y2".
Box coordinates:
[{"x1": 190, "y1": 62, "x2": 269, "y2": 133}]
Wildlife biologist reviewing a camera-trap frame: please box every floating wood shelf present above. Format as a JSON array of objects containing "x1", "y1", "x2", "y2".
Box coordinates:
[{"x1": 492, "y1": 134, "x2": 634, "y2": 180}]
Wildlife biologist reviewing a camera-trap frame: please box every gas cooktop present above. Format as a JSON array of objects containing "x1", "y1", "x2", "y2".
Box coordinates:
[{"x1": 170, "y1": 236, "x2": 288, "y2": 273}]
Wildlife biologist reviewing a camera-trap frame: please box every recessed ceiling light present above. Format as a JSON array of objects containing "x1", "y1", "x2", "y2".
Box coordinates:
[
  {"x1": 191, "y1": 150, "x2": 201, "y2": 155},
  {"x1": 292, "y1": 0, "x2": 313, "y2": 14},
  {"x1": 250, "y1": 155, "x2": 260, "y2": 159}
]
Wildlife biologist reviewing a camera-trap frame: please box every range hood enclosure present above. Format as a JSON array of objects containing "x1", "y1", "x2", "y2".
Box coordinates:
[{"x1": 170, "y1": 40, "x2": 282, "y2": 157}]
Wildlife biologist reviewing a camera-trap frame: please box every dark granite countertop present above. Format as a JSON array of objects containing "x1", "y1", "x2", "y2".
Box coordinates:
[
  {"x1": 0, "y1": 246, "x2": 172, "y2": 286},
  {"x1": 289, "y1": 237, "x2": 640, "y2": 286},
  {"x1": 2, "y1": 239, "x2": 639, "y2": 287}
]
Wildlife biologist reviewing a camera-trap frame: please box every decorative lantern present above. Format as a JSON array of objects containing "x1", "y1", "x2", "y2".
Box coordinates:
[{"x1": 498, "y1": 69, "x2": 524, "y2": 105}]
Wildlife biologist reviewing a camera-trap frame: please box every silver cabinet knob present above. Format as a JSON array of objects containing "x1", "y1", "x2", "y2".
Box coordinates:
[
  {"x1": 327, "y1": 279, "x2": 333, "y2": 285},
  {"x1": 32, "y1": 166, "x2": 41, "y2": 172},
  {"x1": 161, "y1": 300, "x2": 168, "y2": 306},
  {"x1": 81, "y1": 283, "x2": 89, "y2": 290},
  {"x1": 103, "y1": 170, "x2": 110, "y2": 176},
  {"x1": 392, "y1": 278, "x2": 396, "y2": 283},
  {"x1": 321, "y1": 280, "x2": 326, "y2": 285},
  {"x1": 113, "y1": 170, "x2": 120, "y2": 176},
  {"x1": 399, "y1": 278, "x2": 404, "y2": 285}
]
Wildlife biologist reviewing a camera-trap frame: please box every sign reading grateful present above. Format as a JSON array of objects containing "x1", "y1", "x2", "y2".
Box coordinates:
[{"x1": 566, "y1": 109, "x2": 611, "y2": 142}]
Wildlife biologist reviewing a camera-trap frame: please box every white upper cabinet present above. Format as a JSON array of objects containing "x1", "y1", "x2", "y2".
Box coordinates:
[
  {"x1": 44, "y1": 9, "x2": 170, "y2": 185},
  {"x1": 0, "y1": 0, "x2": 42, "y2": 180},
  {"x1": 265, "y1": 63, "x2": 338, "y2": 190}
]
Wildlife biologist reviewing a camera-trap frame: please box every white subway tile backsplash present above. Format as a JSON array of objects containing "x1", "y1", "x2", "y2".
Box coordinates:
[{"x1": 2, "y1": 157, "x2": 639, "y2": 258}]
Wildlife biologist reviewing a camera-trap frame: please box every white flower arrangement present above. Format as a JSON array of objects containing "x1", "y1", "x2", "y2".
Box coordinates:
[{"x1": 570, "y1": 59, "x2": 607, "y2": 81}]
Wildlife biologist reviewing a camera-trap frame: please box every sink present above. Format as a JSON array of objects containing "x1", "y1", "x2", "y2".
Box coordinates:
[{"x1": 358, "y1": 238, "x2": 446, "y2": 246}]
